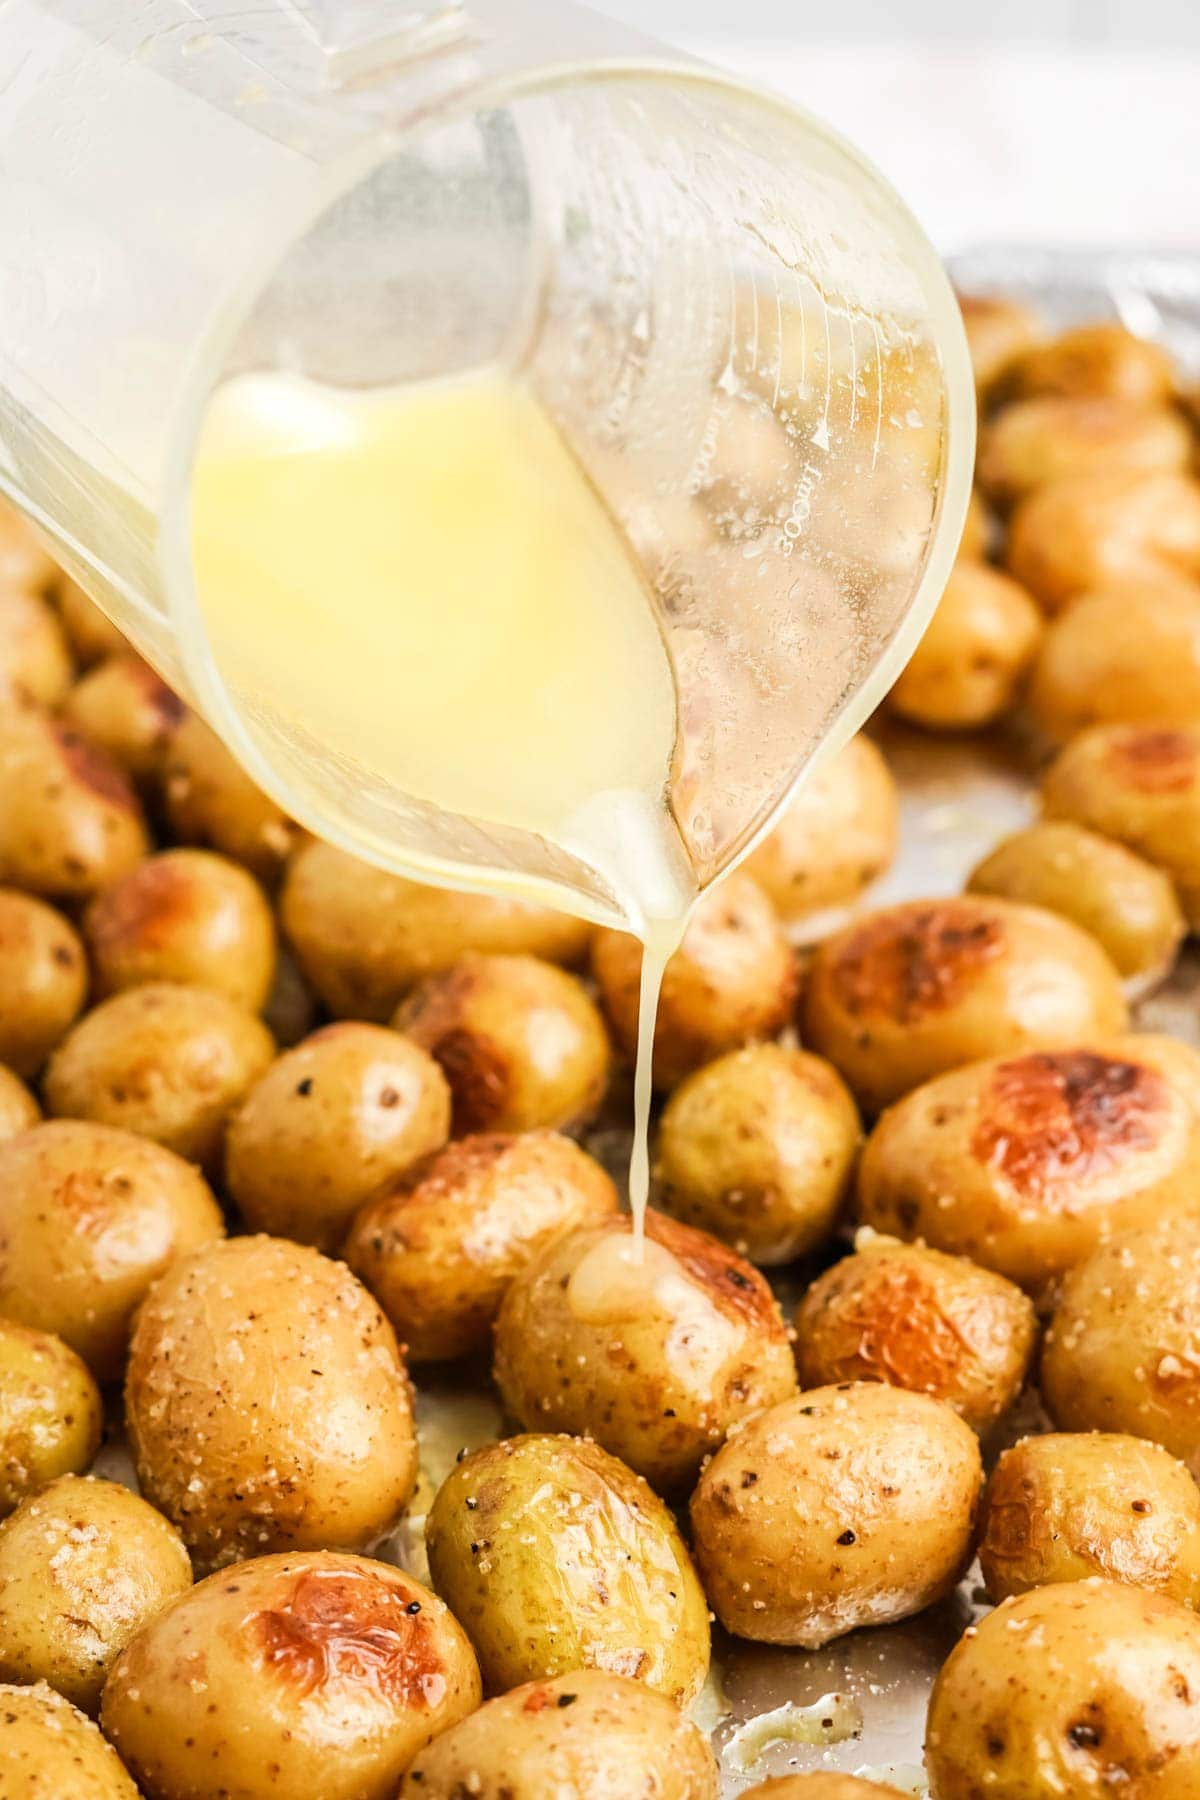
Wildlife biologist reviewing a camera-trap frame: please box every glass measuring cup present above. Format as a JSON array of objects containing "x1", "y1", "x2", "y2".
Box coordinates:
[{"x1": 0, "y1": 0, "x2": 974, "y2": 926}]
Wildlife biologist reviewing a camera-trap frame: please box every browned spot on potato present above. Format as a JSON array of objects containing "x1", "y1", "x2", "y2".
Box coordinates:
[
  {"x1": 253, "y1": 1567, "x2": 446, "y2": 1706},
  {"x1": 644, "y1": 1210, "x2": 779, "y2": 1331},
  {"x1": 129, "y1": 662, "x2": 187, "y2": 732},
  {"x1": 89, "y1": 860, "x2": 197, "y2": 956},
  {"x1": 521, "y1": 1683, "x2": 554, "y2": 1714},
  {"x1": 52, "y1": 725, "x2": 138, "y2": 811},
  {"x1": 814, "y1": 1266, "x2": 974, "y2": 1394},
  {"x1": 424, "y1": 1027, "x2": 509, "y2": 1135},
  {"x1": 1107, "y1": 727, "x2": 1200, "y2": 795},
  {"x1": 972, "y1": 1050, "x2": 1167, "y2": 1199},
  {"x1": 830, "y1": 902, "x2": 1006, "y2": 1023}
]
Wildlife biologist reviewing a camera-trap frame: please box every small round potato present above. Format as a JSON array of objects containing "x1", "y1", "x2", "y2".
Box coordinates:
[
  {"x1": 398, "y1": 1670, "x2": 718, "y2": 1800},
  {"x1": 744, "y1": 734, "x2": 898, "y2": 922},
  {"x1": 345, "y1": 1130, "x2": 618, "y2": 1362},
  {"x1": 162, "y1": 712, "x2": 297, "y2": 883},
  {"x1": 1029, "y1": 577, "x2": 1200, "y2": 738},
  {"x1": 654, "y1": 1044, "x2": 861, "y2": 1264},
  {"x1": 394, "y1": 952, "x2": 611, "y2": 1135},
  {"x1": 0, "y1": 889, "x2": 87, "y2": 1076},
  {"x1": 740, "y1": 1783, "x2": 903, "y2": 1800},
  {"x1": 227, "y1": 1022, "x2": 451, "y2": 1251},
  {"x1": 1007, "y1": 469, "x2": 1200, "y2": 614},
  {"x1": 957, "y1": 293, "x2": 1042, "y2": 400},
  {"x1": 60, "y1": 653, "x2": 185, "y2": 784},
  {"x1": 0, "y1": 1681, "x2": 138, "y2": 1798},
  {"x1": 979, "y1": 396, "x2": 1191, "y2": 504},
  {"x1": 1041, "y1": 1217, "x2": 1200, "y2": 1474},
  {"x1": 968, "y1": 821, "x2": 1185, "y2": 982},
  {"x1": 0, "y1": 503, "x2": 56, "y2": 592},
  {"x1": 0, "y1": 1121, "x2": 222, "y2": 1381},
  {"x1": 84, "y1": 848, "x2": 277, "y2": 1011},
  {"x1": 0, "y1": 710, "x2": 148, "y2": 900},
  {"x1": 925, "y1": 1580, "x2": 1200, "y2": 1800},
  {"x1": 803, "y1": 895, "x2": 1127, "y2": 1113},
  {"x1": 281, "y1": 838, "x2": 590, "y2": 1021},
  {"x1": 690, "y1": 1383, "x2": 982, "y2": 1646},
  {"x1": 979, "y1": 1433, "x2": 1200, "y2": 1607},
  {"x1": 888, "y1": 560, "x2": 1043, "y2": 730},
  {"x1": 0, "y1": 587, "x2": 72, "y2": 707},
  {"x1": 794, "y1": 1237, "x2": 1036, "y2": 1432},
  {"x1": 56, "y1": 578, "x2": 127, "y2": 664},
  {"x1": 0, "y1": 1069, "x2": 38, "y2": 1141},
  {"x1": 493, "y1": 1211, "x2": 797, "y2": 1491},
  {"x1": 857, "y1": 1035, "x2": 1200, "y2": 1292},
  {"x1": 126, "y1": 1236, "x2": 418, "y2": 1570},
  {"x1": 1007, "y1": 321, "x2": 1177, "y2": 405},
  {"x1": 0, "y1": 1475, "x2": 192, "y2": 1713},
  {"x1": 44, "y1": 981, "x2": 275, "y2": 1169},
  {"x1": 592, "y1": 873, "x2": 797, "y2": 1091},
  {"x1": 0, "y1": 1322, "x2": 102, "y2": 1516},
  {"x1": 102, "y1": 1552, "x2": 481, "y2": 1800},
  {"x1": 426, "y1": 1434, "x2": 709, "y2": 1703}
]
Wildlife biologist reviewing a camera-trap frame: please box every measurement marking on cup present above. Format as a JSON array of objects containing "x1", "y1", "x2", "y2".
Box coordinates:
[{"x1": 778, "y1": 460, "x2": 824, "y2": 551}]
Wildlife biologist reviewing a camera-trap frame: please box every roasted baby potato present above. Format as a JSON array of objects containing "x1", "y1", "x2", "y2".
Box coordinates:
[
  {"x1": 857, "y1": 1035, "x2": 1200, "y2": 1292},
  {"x1": 0, "y1": 888, "x2": 87, "y2": 1076},
  {"x1": 0, "y1": 1322, "x2": 102, "y2": 1516},
  {"x1": 126, "y1": 1235, "x2": 418, "y2": 1570},
  {"x1": 978, "y1": 396, "x2": 1191, "y2": 504},
  {"x1": 591, "y1": 873, "x2": 796, "y2": 1090},
  {"x1": 1041, "y1": 1216, "x2": 1200, "y2": 1474},
  {"x1": 690, "y1": 1383, "x2": 981, "y2": 1646},
  {"x1": 979, "y1": 1433, "x2": 1200, "y2": 1607},
  {"x1": 0, "y1": 1069, "x2": 38, "y2": 1141},
  {"x1": 1006, "y1": 321, "x2": 1176, "y2": 405},
  {"x1": 426, "y1": 1434, "x2": 709, "y2": 1702},
  {"x1": 1007, "y1": 469, "x2": 1200, "y2": 613},
  {"x1": 803, "y1": 896, "x2": 1127, "y2": 1113},
  {"x1": 743, "y1": 733, "x2": 898, "y2": 921},
  {"x1": 0, "y1": 587, "x2": 72, "y2": 706},
  {"x1": 925, "y1": 1580, "x2": 1200, "y2": 1800},
  {"x1": 102, "y1": 1552, "x2": 480, "y2": 1800},
  {"x1": 1029, "y1": 576, "x2": 1200, "y2": 738},
  {"x1": 345, "y1": 1130, "x2": 617, "y2": 1363},
  {"x1": 0, "y1": 1120, "x2": 223, "y2": 1381},
  {"x1": 398, "y1": 1670, "x2": 718, "y2": 1800},
  {"x1": 493, "y1": 1211, "x2": 796, "y2": 1491},
  {"x1": 654, "y1": 1044, "x2": 861, "y2": 1264},
  {"x1": 0, "y1": 1681, "x2": 138, "y2": 1797},
  {"x1": 0, "y1": 503, "x2": 55, "y2": 592},
  {"x1": 739, "y1": 1781, "x2": 903, "y2": 1799},
  {"x1": 0, "y1": 1475, "x2": 192, "y2": 1712},
  {"x1": 957, "y1": 293, "x2": 1042, "y2": 400},
  {"x1": 56, "y1": 578, "x2": 127, "y2": 664},
  {"x1": 226, "y1": 1022, "x2": 451, "y2": 1251},
  {"x1": 888, "y1": 561, "x2": 1043, "y2": 730},
  {"x1": 0, "y1": 711, "x2": 148, "y2": 900},
  {"x1": 44, "y1": 981, "x2": 274, "y2": 1169},
  {"x1": 162, "y1": 712, "x2": 297, "y2": 883},
  {"x1": 60, "y1": 653, "x2": 185, "y2": 784}
]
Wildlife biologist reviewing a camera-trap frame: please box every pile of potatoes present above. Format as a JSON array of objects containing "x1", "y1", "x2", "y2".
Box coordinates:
[{"x1": 1, "y1": 302, "x2": 1200, "y2": 1800}]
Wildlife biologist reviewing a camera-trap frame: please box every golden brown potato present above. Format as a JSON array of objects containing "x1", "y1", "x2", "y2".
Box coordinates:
[
  {"x1": 857, "y1": 1035, "x2": 1200, "y2": 1292},
  {"x1": 0, "y1": 587, "x2": 72, "y2": 707},
  {"x1": 592, "y1": 874, "x2": 796, "y2": 1091},
  {"x1": 281, "y1": 839, "x2": 590, "y2": 1021},
  {"x1": 398, "y1": 1670, "x2": 718, "y2": 1800},
  {"x1": 0, "y1": 1475, "x2": 192, "y2": 1713},
  {"x1": 56, "y1": 578, "x2": 127, "y2": 664},
  {"x1": 957, "y1": 293, "x2": 1042, "y2": 400},
  {"x1": 804, "y1": 895, "x2": 1127, "y2": 1113},
  {"x1": 1029, "y1": 577, "x2": 1200, "y2": 738},
  {"x1": 44, "y1": 981, "x2": 274, "y2": 1170},
  {"x1": 690, "y1": 1383, "x2": 981, "y2": 1646},
  {"x1": 426, "y1": 1434, "x2": 709, "y2": 1702},
  {"x1": 493, "y1": 1211, "x2": 796, "y2": 1491},
  {"x1": 0, "y1": 1120, "x2": 223, "y2": 1381},
  {"x1": 794, "y1": 1237, "x2": 1036, "y2": 1432},
  {"x1": 345, "y1": 1130, "x2": 617, "y2": 1362},
  {"x1": 0, "y1": 889, "x2": 87, "y2": 1076},
  {"x1": 979, "y1": 1433, "x2": 1200, "y2": 1607},
  {"x1": 0, "y1": 1069, "x2": 38, "y2": 1141},
  {"x1": 394, "y1": 952, "x2": 610, "y2": 1135},
  {"x1": 968, "y1": 821, "x2": 1185, "y2": 983},
  {"x1": 654, "y1": 1044, "x2": 861, "y2": 1264},
  {"x1": 227, "y1": 1022, "x2": 451, "y2": 1251},
  {"x1": 0, "y1": 504, "x2": 55, "y2": 593},
  {"x1": 744, "y1": 734, "x2": 898, "y2": 921},
  {"x1": 959, "y1": 487, "x2": 994, "y2": 561},
  {"x1": 0, "y1": 1681, "x2": 138, "y2": 1797},
  {"x1": 1041, "y1": 1217, "x2": 1200, "y2": 1474},
  {"x1": 979, "y1": 396, "x2": 1191, "y2": 504},
  {"x1": 1042, "y1": 722, "x2": 1200, "y2": 926},
  {"x1": 102, "y1": 1552, "x2": 480, "y2": 1800},
  {"x1": 0, "y1": 1322, "x2": 102, "y2": 1517},
  {"x1": 60, "y1": 653, "x2": 185, "y2": 784},
  {"x1": 925, "y1": 1581, "x2": 1200, "y2": 1800},
  {"x1": 1007, "y1": 469, "x2": 1200, "y2": 614},
  {"x1": 1007, "y1": 321, "x2": 1177, "y2": 405},
  {"x1": 739, "y1": 1782, "x2": 902, "y2": 1799},
  {"x1": 888, "y1": 560, "x2": 1043, "y2": 730},
  {"x1": 0, "y1": 711, "x2": 148, "y2": 900},
  {"x1": 162, "y1": 712, "x2": 297, "y2": 883},
  {"x1": 126, "y1": 1236, "x2": 418, "y2": 1570}
]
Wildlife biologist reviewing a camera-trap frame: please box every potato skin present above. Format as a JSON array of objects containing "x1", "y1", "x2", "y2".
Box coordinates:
[
  {"x1": 1029, "y1": 577, "x2": 1200, "y2": 738},
  {"x1": 968, "y1": 821, "x2": 1185, "y2": 981},
  {"x1": 101, "y1": 1552, "x2": 480, "y2": 1800},
  {"x1": 44, "y1": 981, "x2": 275, "y2": 1169},
  {"x1": 426, "y1": 1434, "x2": 709, "y2": 1703},
  {"x1": 979, "y1": 1433, "x2": 1200, "y2": 1607},
  {"x1": 1007, "y1": 469, "x2": 1200, "y2": 613},
  {"x1": 888, "y1": 561, "x2": 1043, "y2": 730},
  {"x1": 0, "y1": 1681, "x2": 139, "y2": 1798},
  {"x1": 957, "y1": 293, "x2": 1042, "y2": 400},
  {"x1": 493, "y1": 1211, "x2": 797, "y2": 1491},
  {"x1": 744, "y1": 734, "x2": 898, "y2": 920},
  {"x1": 0, "y1": 587, "x2": 72, "y2": 706},
  {"x1": 0, "y1": 711, "x2": 148, "y2": 900},
  {"x1": 1006, "y1": 322, "x2": 1177, "y2": 405},
  {"x1": 804, "y1": 896, "x2": 1127, "y2": 1113},
  {"x1": 740, "y1": 1783, "x2": 902, "y2": 1799},
  {"x1": 0, "y1": 1068, "x2": 38, "y2": 1141},
  {"x1": 227, "y1": 1022, "x2": 451, "y2": 1251},
  {"x1": 592, "y1": 873, "x2": 796, "y2": 1091},
  {"x1": 162, "y1": 712, "x2": 297, "y2": 883},
  {"x1": 345, "y1": 1130, "x2": 617, "y2": 1362},
  {"x1": 979, "y1": 396, "x2": 1191, "y2": 504},
  {"x1": 126, "y1": 1236, "x2": 418, "y2": 1571},
  {"x1": 398, "y1": 1670, "x2": 718, "y2": 1800},
  {"x1": 0, "y1": 1322, "x2": 102, "y2": 1516},
  {"x1": 0, "y1": 888, "x2": 86, "y2": 1076},
  {"x1": 61, "y1": 653, "x2": 185, "y2": 783},
  {"x1": 394, "y1": 952, "x2": 610, "y2": 1135},
  {"x1": 1041, "y1": 1217, "x2": 1200, "y2": 1475},
  {"x1": 925, "y1": 1580, "x2": 1200, "y2": 1800},
  {"x1": 0, "y1": 1121, "x2": 223, "y2": 1381},
  {"x1": 690, "y1": 1383, "x2": 982, "y2": 1647},
  {"x1": 0, "y1": 1475, "x2": 192, "y2": 1713},
  {"x1": 655, "y1": 1044, "x2": 861, "y2": 1264},
  {"x1": 857, "y1": 1035, "x2": 1200, "y2": 1292}
]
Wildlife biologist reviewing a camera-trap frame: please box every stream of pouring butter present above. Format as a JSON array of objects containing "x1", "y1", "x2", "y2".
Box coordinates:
[{"x1": 190, "y1": 368, "x2": 695, "y2": 1241}]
